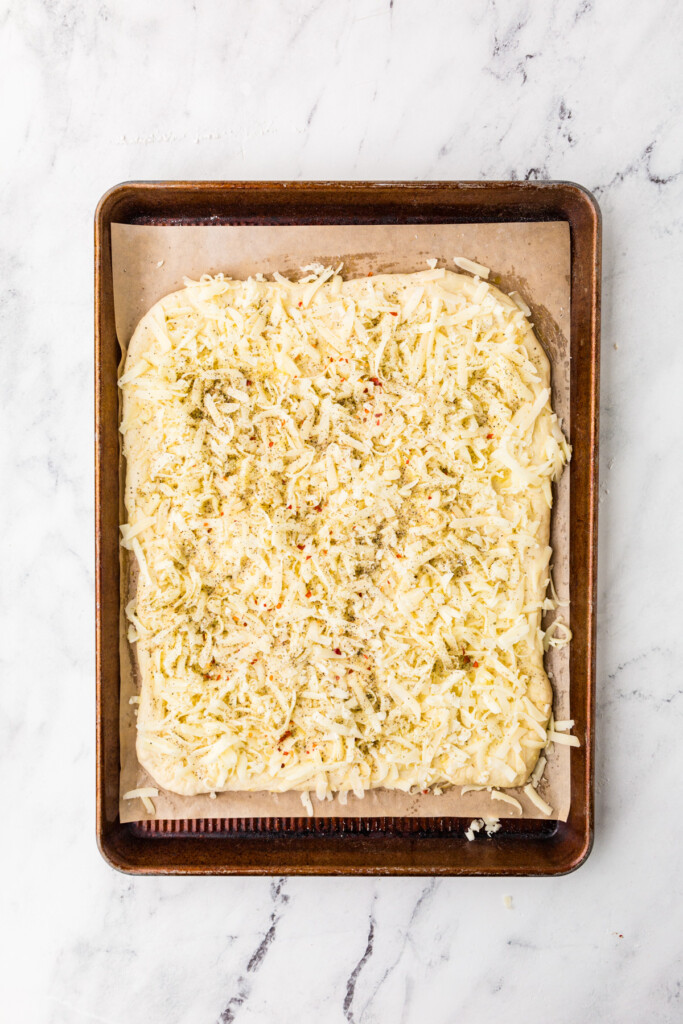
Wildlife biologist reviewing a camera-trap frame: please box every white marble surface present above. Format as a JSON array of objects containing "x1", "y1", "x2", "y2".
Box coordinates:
[{"x1": 1, "y1": 1, "x2": 682, "y2": 1021}]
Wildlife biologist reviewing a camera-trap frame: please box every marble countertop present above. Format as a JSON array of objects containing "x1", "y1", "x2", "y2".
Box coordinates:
[{"x1": 2, "y1": 1, "x2": 682, "y2": 1021}]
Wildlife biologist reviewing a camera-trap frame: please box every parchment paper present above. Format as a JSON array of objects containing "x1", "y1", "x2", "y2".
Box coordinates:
[{"x1": 112, "y1": 221, "x2": 571, "y2": 824}]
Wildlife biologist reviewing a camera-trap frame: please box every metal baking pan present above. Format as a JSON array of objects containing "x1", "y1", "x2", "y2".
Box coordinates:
[{"x1": 95, "y1": 180, "x2": 600, "y2": 875}]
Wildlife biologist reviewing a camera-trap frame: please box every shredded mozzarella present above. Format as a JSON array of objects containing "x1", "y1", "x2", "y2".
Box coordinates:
[
  {"x1": 120, "y1": 267, "x2": 570, "y2": 798},
  {"x1": 547, "y1": 730, "x2": 580, "y2": 747},
  {"x1": 465, "y1": 818, "x2": 483, "y2": 841},
  {"x1": 490, "y1": 789, "x2": 523, "y2": 813},
  {"x1": 523, "y1": 783, "x2": 553, "y2": 816},
  {"x1": 453, "y1": 256, "x2": 490, "y2": 279},
  {"x1": 122, "y1": 787, "x2": 159, "y2": 814}
]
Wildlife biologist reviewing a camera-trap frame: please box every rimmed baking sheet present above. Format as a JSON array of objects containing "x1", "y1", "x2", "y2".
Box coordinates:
[{"x1": 95, "y1": 179, "x2": 599, "y2": 876}]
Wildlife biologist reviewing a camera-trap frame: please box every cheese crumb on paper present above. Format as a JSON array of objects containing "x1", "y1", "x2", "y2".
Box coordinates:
[{"x1": 122, "y1": 787, "x2": 159, "y2": 814}]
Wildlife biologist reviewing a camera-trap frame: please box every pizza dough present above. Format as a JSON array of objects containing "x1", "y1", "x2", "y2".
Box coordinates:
[{"x1": 120, "y1": 267, "x2": 570, "y2": 799}]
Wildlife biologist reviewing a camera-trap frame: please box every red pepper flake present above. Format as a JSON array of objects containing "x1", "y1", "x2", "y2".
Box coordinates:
[
  {"x1": 207, "y1": 527, "x2": 212, "y2": 533},
  {"x1": 246, "y1": 380, "x2": 252, "y2": 386},
  {"x1": 298, "y1": 301, "x2": 303, "y2": 307},
  {"x1": 279, "y1": 730, "x2": 292, "y2": 743},
  {"x1": 390, "y1": 311, "x2": 398, "y2": 316},
  {"x1": 473, "y1": 661, "x2": 479, "y2": 668},
  {"x1": 463, "y1": 655, "x2": 471, "y2": 663},
  {"x1": 306, "y1": 555, "x2": 311, "y2": 560},
  {"x1": 269, "y1": 441, "x2": 274, "y2": 447},
  {"x1": 276, "y1": 602, "x2": 282, "y2": 609},
  {"x1": 287, "y1": 504, "x2": 292, "y2": 510},
  {"x1": 367, "y1": 272, "x2": 373, "y2": 277},
  {"x1": 422, "y1": 789, "x2": 429, "y2": 795},
  {"x1": 334, "y1": 648, "x2": 342, "y2": 655},
  {"x1": 313, "y1": 504, "x2": 323, "y2": 512},
  {"x1": 486, "y1": 432, "x2": 493, "y2": 439},
  {"x1": 305, "y1": 590, "x2": 312, "y2": 598},
  {"x1": 369, "y1": 377, "x2": 382, "y2": 386},
  {"x1": 297, "y1": 544, "x2": 305, "y2": 550}
]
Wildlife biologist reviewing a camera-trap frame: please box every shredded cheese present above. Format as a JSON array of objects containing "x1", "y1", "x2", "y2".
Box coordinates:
[
  {"x1": 122, "y1": 787, "x2": 159, "y2": 814},
  {"x1": 120, "y1": 267, "x2": 570, "y2": 798},
  {"x1": 466, "y1": 815, "x2": 502, "y2": 839},
  {"x1": 490, "y1": 789, "x2": 523, "y2": 813},
  {"x1": 453, "y1": 256, "x2": 490, "y2": 279},
  {"x1": 523, "y1": 783, "x2": 553, "y2": 816},
  {"x1": 547, "y1": 730, "x2": 580, "y2": 747},
  {"x1": 529, "y1": 754, "x2": 547, "y2": 788}
]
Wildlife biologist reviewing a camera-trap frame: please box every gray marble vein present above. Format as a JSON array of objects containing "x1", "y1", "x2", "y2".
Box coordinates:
[{"x1": 1, "y1": 0, "x2": 683, "y2": 1021}]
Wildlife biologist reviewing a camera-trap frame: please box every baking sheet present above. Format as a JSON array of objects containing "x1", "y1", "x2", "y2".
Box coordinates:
[{"x1": 112, "y1": 221, "x2": 572, "y2": 824}]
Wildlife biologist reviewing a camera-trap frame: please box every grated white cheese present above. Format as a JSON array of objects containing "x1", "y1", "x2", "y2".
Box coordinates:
[
  {"x1": 523, "y1": 783, "x2": 553, "y2": 816},
  {"x1": 301, "y1": 791, "x2": 314, "y2": 816},
  {"x1": 509, "y1": 291, "x2": 531, "y2": 317},
  {"x1": 453, "y1": 256, "x2": 490, "y2": 279},
  {"x1": 122, "y1": 787, "x2": 158, "y2": 814},
  {"x1": 490, "y1": 789, "x2": 523, "y2": 813},
  {"x1": 529, "y1": 754, "x2": 547, "y2": 788},
  {"x1": 465, "y1": 818, "x2": 483, "y2": 841},
  {"x1": 466, "y1": 815, "x2": 502, "y2": 839},
  {"x1": 120, "y1": 267, "x2": 570, "y2": 798},
  {"x1": 543, "y1": 618, "x2": 573, "y2": 650},
  {"x1": 546, "y1": 730, "x2": 580, "y2": 747}
]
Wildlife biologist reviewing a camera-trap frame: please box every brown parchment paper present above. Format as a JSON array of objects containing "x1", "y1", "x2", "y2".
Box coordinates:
[{"x1": 112, "y1": 221, "x2": 571, "y2": 824}]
